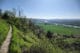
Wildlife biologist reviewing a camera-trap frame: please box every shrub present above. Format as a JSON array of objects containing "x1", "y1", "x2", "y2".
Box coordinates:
[{"x1": 46, "y1": 31, "x2": 53, "y2": 39}]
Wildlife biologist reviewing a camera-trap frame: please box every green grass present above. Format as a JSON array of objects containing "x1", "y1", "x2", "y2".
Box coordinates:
[
  {"x1": 9, "y1": 26, "x2": 64, "y2": 53},
  {"x1": 9, "y1": 26, "x2": 40, "y2": 53},
  {"x1": 28, "y1": 39, "x2": 64, "y2": 53},
  {"x1": 9, "y1": 26, "x2": 25, "y2": 53},
  {"x1": 38, "y1": 23, "x2": 80, "y2": 35},
  {"x1": 0, "y1": 19, "x2": 9, "y2": 46}
]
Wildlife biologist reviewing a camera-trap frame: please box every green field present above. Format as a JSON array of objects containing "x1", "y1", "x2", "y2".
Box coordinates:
[{"x1": 38, "y1": 23, "x2": 80, "y2": 35}]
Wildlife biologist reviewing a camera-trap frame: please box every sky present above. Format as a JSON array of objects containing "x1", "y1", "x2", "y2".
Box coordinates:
[{"x1": 0, "y1": 0, "x2": 80, "y2": 19}]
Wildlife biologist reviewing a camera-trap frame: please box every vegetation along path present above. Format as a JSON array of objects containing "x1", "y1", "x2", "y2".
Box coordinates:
[{"x1": 0, "y1": 26, "x2": 12, "y2": 53}]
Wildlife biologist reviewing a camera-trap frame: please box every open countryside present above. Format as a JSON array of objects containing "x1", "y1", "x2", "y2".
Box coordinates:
[{"x1": 0, "y1": 0, "x2": 80, "y2": 53}]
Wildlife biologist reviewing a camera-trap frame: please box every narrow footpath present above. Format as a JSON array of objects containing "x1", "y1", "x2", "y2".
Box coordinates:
[{"x1": 0, "y1": 26, "x2": 12, "y2": 53}]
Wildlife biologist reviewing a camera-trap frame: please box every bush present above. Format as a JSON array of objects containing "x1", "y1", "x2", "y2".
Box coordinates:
[
  {"x1": 27, "y1": 40, "x2": 60, "y2": 53},
  {"x1": 46, "y1": 31, "x2": 53, "y2": 39},
  {"x1": 28, "y1": 45, "x2": 48, "y2": 53}
]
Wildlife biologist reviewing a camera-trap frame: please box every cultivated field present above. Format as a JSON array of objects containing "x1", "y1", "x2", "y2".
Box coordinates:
[{"x1": 38, "y1": 23, "x2": 80, "y2": 35}]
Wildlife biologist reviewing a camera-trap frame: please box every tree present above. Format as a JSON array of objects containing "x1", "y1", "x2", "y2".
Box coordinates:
[
  {"x1": 28, "y1": 19, "x2": 35, "y2": 30},
  {"x1": 2, "y1": 11, "x2": 9, "y2": 19},
  {"x1": 2, "y1": 10, "x2": 16, "y2": 25},
  {"x1": 0, "y1": 9, "x2": 2, "y2": 17},
  {"x1": 46, "y1": 31, "x2": 53, "y2": 39}
]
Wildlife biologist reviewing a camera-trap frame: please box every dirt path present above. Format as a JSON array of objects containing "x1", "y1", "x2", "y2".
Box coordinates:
[{"x1": 0, "y1": 26, "x2": 12, "y2": 53}]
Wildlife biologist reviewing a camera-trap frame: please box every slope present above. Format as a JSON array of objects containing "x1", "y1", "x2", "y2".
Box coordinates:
[
  {"x1": 0, "y1": 26, "x2": 12, "y2": 53},
  {"x1": 0, "y1": 19, "x2": 9, "y2": 47}
]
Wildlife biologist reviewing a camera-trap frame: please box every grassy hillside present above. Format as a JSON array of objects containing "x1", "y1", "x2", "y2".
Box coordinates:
[
  {"x1": 0, "y1": 19, "x2": 9, "y2": 46},
  {"x1": 38, "y1": 23, "x2": 80, "y2": 35},
  {"x1": 0, "y1": 17, "x2": 80, "y2": 53},
  {"x1": 1, "y1": 9, "x2": 80, "y2": 53},
  {"x1": 9, "y1": 26, "x2": 40, "y2": 53},
  {"x1": 9, "y1": 26, "x2": 64, "y2": 53}
]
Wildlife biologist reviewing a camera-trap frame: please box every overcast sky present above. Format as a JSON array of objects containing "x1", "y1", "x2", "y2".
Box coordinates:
[{"x1": 0, "y1": 0, "x2": 80, "y2": 19}]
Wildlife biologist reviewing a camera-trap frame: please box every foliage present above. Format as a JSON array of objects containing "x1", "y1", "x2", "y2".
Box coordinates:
[
  {"x1": 0, "y1": 9, "x2": 2, "y2": 17},
  {"x1": 1, "y1": 9, "x2": 80, "y2": 53},
  {"x1": 46, "y1": 31, "x2": 53, "y2": 39},
  {"x1": 9, "y1": 26, "x2": 40, "y2": 53},
  {"x1": 0, "y1": 19, "x2": 9, "y2": 46},
  {"x1": 9, "y1": 26, "x2": 25, "y2": 53},
  {"x1": 27, "y1": 38, "x2": 64, "y2": 53}
]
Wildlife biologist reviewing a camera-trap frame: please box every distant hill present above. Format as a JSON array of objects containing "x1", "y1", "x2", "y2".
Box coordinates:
[{"x1": 31, "y1": 19, "x2": 80, "y2": 26}]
